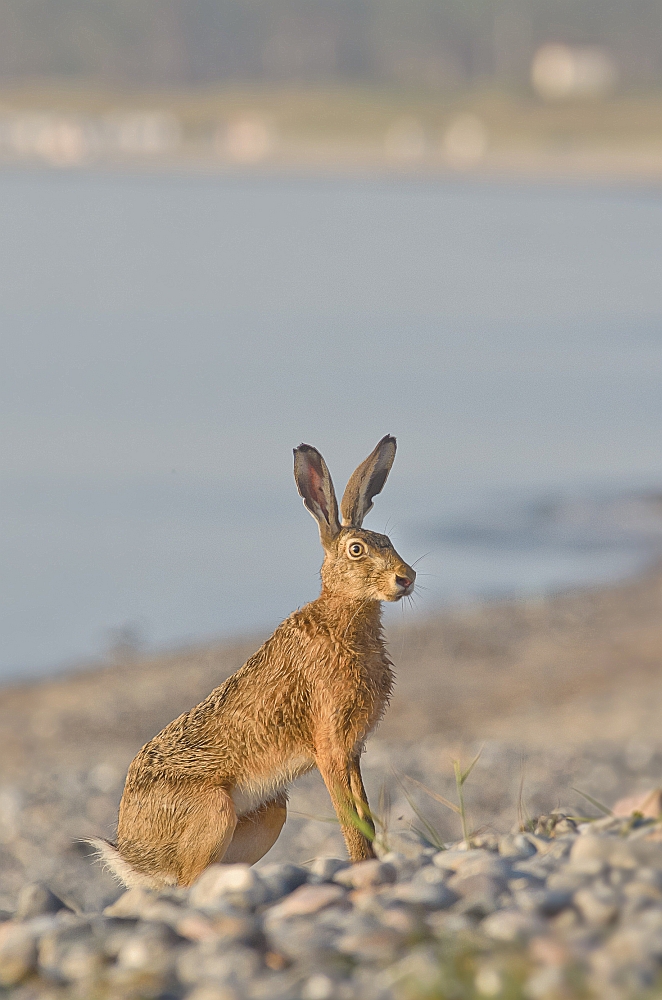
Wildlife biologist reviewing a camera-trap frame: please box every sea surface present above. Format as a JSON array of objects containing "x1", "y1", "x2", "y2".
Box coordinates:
[{"x1": 2, "y1": 169, "x2": 662, "y2": 680}]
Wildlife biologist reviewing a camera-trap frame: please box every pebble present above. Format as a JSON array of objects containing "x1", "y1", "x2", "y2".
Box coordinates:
[
  {"x1": 525, "y1": 964, "x2": 565, "y2": 999},
  {"x1": 333, "y1": 860, "x2": 396, "y2": 889},
  {"x1": 390, "y1": 866, "x2": 457, "y2": 909},
  {"x1": 0, "y1": 922, "x2": 38, "y2": 986},
  {"x1": 446, "y1": 871, "x2": 506, "y2": 907},
  {"x1": 38, "y1": 919, "x2": 105, "y2": 982},
  {"x1": 259, "y1": 862, "x2": 309, "y2": 901},
  {"x1": 265, "y1": 916, "x2": 341, "y2": 964},
  {"x1": 574, "y1": 884, "x2": 621, "y2": 926},
  {"x1": 432, "y1": 847, "x2": 478, "y2": 871},
  {"x1": 337, "y1": 925, "x2": 402, "y2": 962},
  {"x1": 481, "y1": 908, "x2": 545, "y2": 943},
  {"x1": 186, "y1": 985, "x2": 245, "y2": 1000},
  {"x1": 5, "y1": 815, "x2": 662, "y2": 999},
  {"x1": 14, "y1": 884, "x2": 68, "y2": 921},
  {"x1": 266, "y1": 883, "x2": 347, "y2": 920},
  {"x1": 189, "y1": 864, "x2": 268, "y2": 909},
  {"x1": 307, "y1": 857, "x2": 349, "y2": 881},
  {"x1": 512, "y1": 886, "x2": 572, "y2": 916},
  {"x1": 105, "y1": 886, "x2": 168, "y2": 919},
  {"x1": 375, "y1": 830, "x2": 435, "y2": 862},
  {"x1": 116, "y1": 922, "x2": 180, "y2": 975},
  {"x1": 498, "y1": 833, "x2": 536, "y2": 859},
  {"x1": 301, "y1": 972, "x2": 338, "y2": 1000},
  {"x1": 178, "y1": 941, "x2": 261, "y2": 987}
]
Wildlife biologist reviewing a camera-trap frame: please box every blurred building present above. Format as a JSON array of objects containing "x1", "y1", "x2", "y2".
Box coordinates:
[
  {"x1": 0, "y1": 111, "x2": 181, "y2": 166},
  {"x1": 0, "y1": 0, "x2": 660, "y2": 91}
]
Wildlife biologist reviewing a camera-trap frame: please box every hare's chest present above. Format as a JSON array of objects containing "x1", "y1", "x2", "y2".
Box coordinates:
[{"x1": 337, "y1": 650, "x2": 394, "y2": 744}]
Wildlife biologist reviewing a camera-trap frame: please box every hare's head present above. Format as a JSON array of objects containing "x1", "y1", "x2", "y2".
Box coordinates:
[{"x1": 293, "y1": 436, "x2": 415, "y2": 602}]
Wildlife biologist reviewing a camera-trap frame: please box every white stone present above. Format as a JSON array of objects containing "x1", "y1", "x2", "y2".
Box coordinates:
[
  {"x1": 265, "y1": 883, "x2": 346, "y2": 921},
  {"x1": 307, "y1": 857, "x2": 348, "y2": 880},
  {"x1": 333, "y1": 860, "x2": 396, "y2": 889},
  {"x1": 481, "y1": 909, "x2": 545, "y2": 943},
  {"x1": 189, "y1": 865, "x2": 266, "y2": 909}
]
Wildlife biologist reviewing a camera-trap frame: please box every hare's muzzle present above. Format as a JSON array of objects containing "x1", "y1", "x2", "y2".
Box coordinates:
[{"x1": 395, "y1": 573, "x2": 415, "y2": 596}]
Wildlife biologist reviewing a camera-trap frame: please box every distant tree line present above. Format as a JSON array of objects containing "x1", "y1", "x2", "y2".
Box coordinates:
[{"x1": 1, "y1": 0, "x2": 661, "y2": 89}]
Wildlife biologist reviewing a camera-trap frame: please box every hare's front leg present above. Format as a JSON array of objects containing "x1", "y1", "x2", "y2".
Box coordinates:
[
  {"x1": 315, "y1": 744, "x2": 376, "y2": 862},
  {"x1": 349, "y1": 753, "x2": 376, "y2": 843}
]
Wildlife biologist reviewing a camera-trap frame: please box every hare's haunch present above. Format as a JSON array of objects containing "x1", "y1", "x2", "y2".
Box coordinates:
[{"x1": 89, "y1": 436, "x2": 415, "y2": 888}]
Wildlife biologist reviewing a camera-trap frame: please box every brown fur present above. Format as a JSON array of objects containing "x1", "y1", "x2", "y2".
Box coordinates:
[{"x1": 89, "y1": 436, "x2": 415, "y2": 888}]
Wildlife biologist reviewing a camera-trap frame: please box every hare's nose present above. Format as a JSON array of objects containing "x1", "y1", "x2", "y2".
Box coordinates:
[{"x1": 396, "y1": 576, "x2": 413, "y2": 589}]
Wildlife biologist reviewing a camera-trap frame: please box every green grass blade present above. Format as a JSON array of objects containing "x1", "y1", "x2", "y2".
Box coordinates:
[
  {"x1": 460, "y1": 746, "x2": 484, "y2": 785},
  {"x1": 289, "y1": 810, "x2": 339, "y2": 824},
  {"x1": 571, "y1": 787, "x2": 613, "y2": 816},
  {"x1": 404, "y1": 774, "x2": 461, "y2": 815},
  {"x1": 452, "y1": 760, "x2": 466, "y2": 842},
  {"x1": 396, "y1": 779, "x2": 445, "y2": 850}
]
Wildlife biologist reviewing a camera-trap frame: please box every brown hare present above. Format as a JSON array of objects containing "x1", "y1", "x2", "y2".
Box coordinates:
[{"x1": 90, "y1": 435, "x2": 415, "y2": 888}]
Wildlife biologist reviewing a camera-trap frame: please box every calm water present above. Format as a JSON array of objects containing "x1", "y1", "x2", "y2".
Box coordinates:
[{"x1": 2, "y1": 170, "x2": 662, "y2": 680}]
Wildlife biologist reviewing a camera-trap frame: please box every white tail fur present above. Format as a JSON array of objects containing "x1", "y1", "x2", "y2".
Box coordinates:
[{"x1": 84, "y1": 837, "x2": 162, "y2": 889}]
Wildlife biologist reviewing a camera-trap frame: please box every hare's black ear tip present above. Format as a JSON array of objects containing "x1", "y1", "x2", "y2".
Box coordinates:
[
  {"x1": 381, "y1": 434, "x2": 396, "y2": 447},
  {"x1": 295, "y1": 443, "x2": 314, "y2": 454}
]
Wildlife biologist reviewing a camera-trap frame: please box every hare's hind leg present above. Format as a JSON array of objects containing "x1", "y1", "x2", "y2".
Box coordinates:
[
  {"x1": 222, "y1": 794, "x2": 287, "y2": 865},
  {"x1": 177, "y1": 784, "x2": 238, "y2": 886},
  {"x1": 118, "y1": 780, "x2": 237, "y2": 889}
]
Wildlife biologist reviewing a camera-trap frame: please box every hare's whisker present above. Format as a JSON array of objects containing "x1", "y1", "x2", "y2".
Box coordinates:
[{"x1": 411, "y1": 552, "x2": 432, "y2": 568}]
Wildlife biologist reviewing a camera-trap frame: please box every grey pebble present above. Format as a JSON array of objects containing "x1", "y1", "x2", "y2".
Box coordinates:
[
  {"x1": 186, "y1": 985, "x2": 245, "y2": 1000},
  {"x1": 481, "y1": 908, "x2": 546, "y2": 943},
  {"x1": 0, "y1": 923, "x2": 39, "y2": 987},
  {"x1": 9, "y1": 813, "x2": 662, "y2": 1000},
  {"x1": 308, "y1": 857, "x2": 349, "y2": 882},
  {"x1": 498, "y1": 834, "x2": 536, "y2": 859},
  {"x1": 258, "y1": 862, "x2": 309, "y2": 902},
  {"x1": 116, "y1": 921, "x2": 181, "y2": 976},
  {"x1": 265, "y1": 883, "x2": 347, "y2": 922},
  {"x1": 390, "y1": 867, "x2": 458, "y2": 909},
  {"x1": 512, "y1": 886, "x2": 573, "y2": 916},
  {"x1": 265, "y1": 916, "x2": 342, "y2": 963},
  {"x1": 178, "y1": 941, "x2": 261, "y2": 987},
  {"x1": 447, "y1": 871, "x2": 508, "y2": 898},
  {"x1": 432, "y1": 848, "x2": 479, "y2": 871},
  {"x1": 40, "y1": 925, "x2": 105, "y2": 983},
  {"x1": 622, "y1": 879, "x2": 662, "y2": 916},
  {"x1": 545, "y1": 868, "x2": 591, "y2": 893},
  {"x1": 15, "y1": 884, "x2": 68, "y2": 921},
  {"x1": 336, "y1": 925, "x2": 402, "y2": 962},
  {"x1": 333, "y1": 860, "x2": 396, "y2": 889},
  {"x1": 375, "y1": 830, "x2": 436, "y2": 862},
  {"x1": 574, "y1": 884, "x2": 621, "y2": 926},
  {"x1": 189, "y1": 864, "x2": 269, "y2": 910}
]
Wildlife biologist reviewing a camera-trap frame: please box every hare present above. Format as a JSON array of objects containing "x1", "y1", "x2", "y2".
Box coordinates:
[{"x1": 90, "y1": 435, "x2": 415, "y2": 889}]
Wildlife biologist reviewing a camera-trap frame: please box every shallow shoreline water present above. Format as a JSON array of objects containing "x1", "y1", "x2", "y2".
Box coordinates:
[{"x1": 3, "y1": 170, "x2": 662, "y2": 678}]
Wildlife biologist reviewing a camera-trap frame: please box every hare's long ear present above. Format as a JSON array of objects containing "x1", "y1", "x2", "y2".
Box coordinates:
[
  {"x1": 293, "y1": 444, "x2": 341, "y2": 547},
  {"x1": 341, "y1": 435, "x2": 396, "y2": 528}
]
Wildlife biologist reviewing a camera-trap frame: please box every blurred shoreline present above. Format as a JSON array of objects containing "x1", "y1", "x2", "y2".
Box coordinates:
[
  {"x1": 2, "y1": 82, "x2": 662, "y2": 184},
  {"x1": 2, "y1": 554, "x2": 661, "y2": 756}
]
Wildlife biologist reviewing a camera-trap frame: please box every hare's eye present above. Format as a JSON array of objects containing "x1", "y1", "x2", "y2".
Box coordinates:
[{"x1": 348, "y1": 542, "x2": 365, "y2": 558}]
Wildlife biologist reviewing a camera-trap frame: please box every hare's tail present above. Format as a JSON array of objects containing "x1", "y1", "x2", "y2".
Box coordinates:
[{"x1": 84, "y1": 837, "x2": 159, "y2": 889}]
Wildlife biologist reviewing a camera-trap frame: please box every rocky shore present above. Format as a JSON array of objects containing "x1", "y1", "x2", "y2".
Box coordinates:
[
  {"x1": 1, "y1": 566, "x2": 662, "y2": 997},
  {"x1": 4, "y1": 812, "x2": 662, "y2": 999}
]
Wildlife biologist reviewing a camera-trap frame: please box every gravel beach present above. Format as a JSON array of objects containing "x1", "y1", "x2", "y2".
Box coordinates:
[{"x1": 1, "y1": 566, "x2": 662, "y2": 998}]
